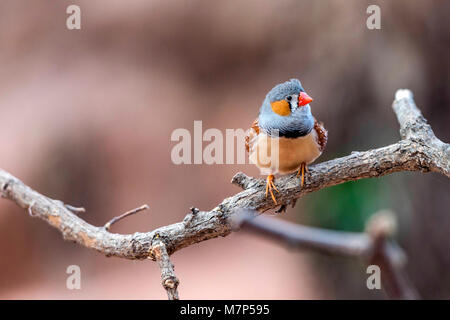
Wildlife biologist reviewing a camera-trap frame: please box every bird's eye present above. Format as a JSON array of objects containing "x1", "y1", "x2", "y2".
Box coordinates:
[{"x1": 286, "y1": 95, "x2": 292, "y2": 101}]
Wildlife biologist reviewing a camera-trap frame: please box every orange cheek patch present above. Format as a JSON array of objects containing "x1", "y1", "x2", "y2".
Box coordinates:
[{"x1": 271, "y1": 100, "x2": 291, "y2": 116}]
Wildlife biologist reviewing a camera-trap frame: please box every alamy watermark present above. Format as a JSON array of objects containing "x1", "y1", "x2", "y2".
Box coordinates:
[
  {"x1": 66, "y1": 265, "x2": 81, "y2": 290},
  {"x1": 171, "y1": 121, "x2": 280, "y2": 173},
  {"x1": 66, "y1": 5, "x2": 81, "y2": 30},
  {"x1": 366, "y1": 265, "x2": 381, "y2": 290},
  {"x1": 63, "y1": 5, "x2": 379, "y2": 32},
  {"x1": 366, "y1": 5, "x2": 381, "y2": 30}
]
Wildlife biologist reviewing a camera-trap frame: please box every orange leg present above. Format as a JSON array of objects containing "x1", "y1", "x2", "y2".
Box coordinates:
[
  {"x1": 296, "y1": 163, "x2": 308, "y2": 187},
  {"x1": 265, "y1": 174, "x2": 279, "y2": 204}
]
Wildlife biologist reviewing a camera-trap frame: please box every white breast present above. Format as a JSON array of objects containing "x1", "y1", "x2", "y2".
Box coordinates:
[{"x1": 249, "y1": 130, "x2": 321, "y2": 175}]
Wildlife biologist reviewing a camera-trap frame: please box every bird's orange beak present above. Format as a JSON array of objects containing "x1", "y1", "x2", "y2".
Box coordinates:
[{"x1": 298, "y1": 92, "x2": 313, "y2": 106}]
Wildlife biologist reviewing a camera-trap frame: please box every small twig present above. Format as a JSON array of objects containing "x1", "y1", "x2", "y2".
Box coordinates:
[
  {"x1": 234, "y1": 209, "x2": 419, "y2": 299},
  {"x1": 28, "y1": 200, "x2": 36, "y2": 217},
  {"x1": 65, "y1": 204, "x2": 86, "y2": 213},
  {"x1": 104, "y1": 204, "x2": 149, "y2": 231},
  {"x1": 183, "y1": 207, "x2": 199, "y2": 226},
  {"x1": 53, "y1": 200, "x2": 85, "y2": 214},
  {"x1": 150, "y1": 237, "x2": 180, "y2": 300}
]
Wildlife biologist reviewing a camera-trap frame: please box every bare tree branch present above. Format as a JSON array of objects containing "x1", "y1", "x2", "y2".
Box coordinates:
[
  {"x1": 103, "y1": 204, "x2": 150, "y2": 231},
  {"x1": 234, "y1": 209, "x2": 419, "y2": 299},
  {"x1": 150, "y1": 237, "x2": 180, "y2": 300},
  {"x1": 0, "y1": 89, "x2": 448, "y2": 298},
  {"x1": 365, "y1": 212, "x2": 419, "y2": 300}
]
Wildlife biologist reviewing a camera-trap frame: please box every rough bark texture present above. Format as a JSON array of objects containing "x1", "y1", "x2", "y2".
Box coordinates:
[
  {"x1": 0, "y1": 90, "x2": 448, "y2": 261},
  {"x1": 0, "y1": 89, "x2": 448, "y2": 299},
  {"x1": 150, "y1": 238, "x2": 180, "y2": 300}
]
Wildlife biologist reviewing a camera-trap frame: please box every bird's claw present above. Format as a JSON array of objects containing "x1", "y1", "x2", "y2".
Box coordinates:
[
  {"x1": 265, "y1": 174, "x2": 279, "y2": 204},
  {"x1": 275, "y1": 198, "x2": 298, "y2": 214},
  {"x1": 297, "y1": 163, "x2": 309, "y2": 188},
  {"x1": 275, "y1": 204, "x2": 287, "y2": 213}
]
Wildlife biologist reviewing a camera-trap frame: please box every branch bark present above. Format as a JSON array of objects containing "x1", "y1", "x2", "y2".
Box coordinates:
[
  {"x1": 150, "y1": 237, "x2": 180, "y2": 300},
  {"x1": 0, "y1": 89, "x2": 448, "y2": 298}
]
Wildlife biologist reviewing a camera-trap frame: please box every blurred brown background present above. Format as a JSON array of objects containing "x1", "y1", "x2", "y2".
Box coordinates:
[{"x1": 0, "y1": 0, "x2": 448, "y2": 299}]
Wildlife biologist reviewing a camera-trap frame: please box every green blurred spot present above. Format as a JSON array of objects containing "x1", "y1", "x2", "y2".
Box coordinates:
[{"x1": 301, "y1": 178, "x2": 393, "y2": 232}]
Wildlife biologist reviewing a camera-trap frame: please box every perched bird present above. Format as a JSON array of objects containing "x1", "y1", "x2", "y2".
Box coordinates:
[{"x1": 245, "y1": 79, "x2": 327, "y2": 205}]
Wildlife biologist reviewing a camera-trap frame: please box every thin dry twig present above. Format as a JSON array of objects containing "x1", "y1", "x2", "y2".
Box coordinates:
[
  {"x1": 53, "y1": 200, "x2": 86, "y2": 214},
  {"x1": 64, "y1": 204, "x2": 86, "y2": 213},
  {"x1": 103, "y1": 204, "x2": 150, "y2": 231},
  {"x1": 28, "y1": 200, "x2": 36, "y2": 217}
]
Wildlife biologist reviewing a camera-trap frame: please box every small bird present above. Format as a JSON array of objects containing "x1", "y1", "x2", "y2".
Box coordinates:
[{"x1": 245, "y1": 79, "x2": 327, "y2": 205}]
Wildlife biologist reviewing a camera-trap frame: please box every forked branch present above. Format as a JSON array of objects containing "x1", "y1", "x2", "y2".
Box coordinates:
[{"x1": 0, "y1": 89, "x2": 448, "y2": 299}]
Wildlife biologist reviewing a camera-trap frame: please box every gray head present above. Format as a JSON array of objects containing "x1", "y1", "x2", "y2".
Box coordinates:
[{"x1": 258, "y1": 79, "x2": 315, "y2": 138}]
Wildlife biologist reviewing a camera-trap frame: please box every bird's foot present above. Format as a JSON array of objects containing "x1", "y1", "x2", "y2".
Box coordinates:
[
  {"x1": 296, "y1": 163, "x2": 309, "y2": 188},
  {"x1": 275, "y1": 204, "x2": 287, "y2": 214},
  {"x1": 265, "y1": 174, "x2": 279, "y2": 204},
  {"x1": 275, "y1": 198, "x2": 298, "y2": 214}
]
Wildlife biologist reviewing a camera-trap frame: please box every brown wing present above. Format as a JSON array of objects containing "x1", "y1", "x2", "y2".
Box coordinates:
[
  {"x1": 313, "y1": 119, "x2": 328, "y2": 152},
  {"x1": 245, "y1": 119, "x2": 260, "y2": 152}
]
